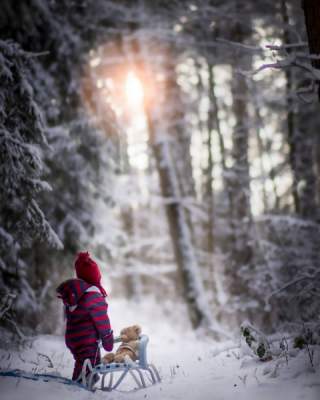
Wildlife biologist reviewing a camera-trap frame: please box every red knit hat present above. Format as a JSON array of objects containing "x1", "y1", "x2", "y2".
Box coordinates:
[{"x1": 74, "y1": 251, "x2": 107, "y2": 296}]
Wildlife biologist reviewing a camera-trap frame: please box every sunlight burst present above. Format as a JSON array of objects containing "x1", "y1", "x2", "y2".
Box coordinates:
[{"x1": 125, "y1": 71, "x2": 144, "y2": 107}]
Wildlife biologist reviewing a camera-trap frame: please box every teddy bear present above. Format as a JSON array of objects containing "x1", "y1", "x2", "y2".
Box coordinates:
[{"x1": 102, "y1": 325, "x2": 141, "y2": 364}]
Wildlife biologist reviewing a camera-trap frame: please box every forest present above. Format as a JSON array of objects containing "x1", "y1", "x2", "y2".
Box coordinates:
[{"x1": 0, "y1": 1, "x2": 320, "y2": 399}]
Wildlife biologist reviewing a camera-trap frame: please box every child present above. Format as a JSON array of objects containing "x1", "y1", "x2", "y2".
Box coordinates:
[{"x1": 56, "y1": 251, "x2": 114, "y2": 381}]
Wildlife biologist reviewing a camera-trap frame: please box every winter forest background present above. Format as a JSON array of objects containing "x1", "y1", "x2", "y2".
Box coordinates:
[{"x1": 1, "y1": 0, "x2": 320, "y2": 366}]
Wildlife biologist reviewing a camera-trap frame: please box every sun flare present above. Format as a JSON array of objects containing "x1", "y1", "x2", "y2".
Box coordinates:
[{"x1": 125, "y1": 71, "x2": 144, "y2": 107}]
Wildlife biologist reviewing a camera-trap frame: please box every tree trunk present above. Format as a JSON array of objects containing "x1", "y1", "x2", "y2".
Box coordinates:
[
  {"x1": 302, "y1": 0, "x2": 320, "y2": 101},
  {"x1": 204, "y1": 63, "x2": 215, "y2": 254},
  {"x1": 142, "y1": 49, "x2": 214, "y2": 331},
  {"x1": 121, "y1": 205, "x2": 141, "y2": 300},
  {"x1": 282, "y1": 0, "x2": 318, "y2": 218},
  {"x1": 317, "y1": 136, "x2": 320, "y2": 204},
  {"x1": 195, "y1": 60, "x2": 219, "y2": 302},
  {"x1": 205, "y1": 64, "x2": 234, "y2": 226},
  {"x1": 164, "y1": 61, "x2": 197, "y2": 243},
  {"x1": 226, "y1": 21, "x2": 253, "y2": 301},
  {"x1": 210, "y1": 68, "x2": 227, "y2": 173},
  {"x1": 281, "y1": 0, "x2": 300, "y2": 212},
  {"x1": 229, "y1": 66, "x2": 252, "y2": 269},
  {"x1": 248, "y1": 80, "x2": 280, "y2": 211},
  {"x1": 302, "y1": 0, "x2": 320, "y2": 208}
]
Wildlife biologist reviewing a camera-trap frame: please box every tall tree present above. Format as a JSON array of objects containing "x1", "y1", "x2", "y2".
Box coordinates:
[
  {"x1": 0, "y1": 0, "x2": 118, "y2": 332},
  {"x1": 225, "y1": 19, "x2": 253, "y2": 307},
  {"x1": 164, "y1": 54, "x2": 198, "y2": 242},
  {"x1": 0, "y1": 40, "x2": 62, "y2": 331},
  {"x1": 282, "y1": 0, "x2": 317, "y2": 219},
  {"x1": 302, "y1": 0, "x2": 320, "y2": 102},
  {"x1": 302, "y1": 0, "x2": 320, "y2": 207},
  {"x1": 140, "y1": 40, "x2": 216, "y2": 332}
]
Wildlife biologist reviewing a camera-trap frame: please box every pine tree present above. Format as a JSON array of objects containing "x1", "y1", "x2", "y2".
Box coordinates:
[{"x1": 0, "y1": 40, "x2": 62, "y2": 329}]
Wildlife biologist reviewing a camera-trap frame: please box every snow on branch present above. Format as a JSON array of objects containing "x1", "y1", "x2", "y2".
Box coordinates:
[
  {"x1": 216, "y1": 37, "x2": 264, "y2": 53},
  {"x1": 266, "y1": 270, "x2": 320, "y2": 305},
  {"x1": 252, "y1": 45, "x2": 320, "y2": 82}
]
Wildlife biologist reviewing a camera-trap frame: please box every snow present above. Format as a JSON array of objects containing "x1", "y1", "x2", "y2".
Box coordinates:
[{"x1": 1, "y1": 298, "x2": 319, "y2": 400}]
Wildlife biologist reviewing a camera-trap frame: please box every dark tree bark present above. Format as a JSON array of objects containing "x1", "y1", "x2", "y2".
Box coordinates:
[
  {"x1": 302, "y1": 0, "x2": 320, "y2": 101},
  {"x1": 164, "y1": 60, "x2": 197, "y2": 245},
  {"x1": 317, "y1": 135, "x2": 320, "y2": 204},
  {"x1": 281, "y1": 0, "x2": 318, "y2": 218},
  {"x1": 141, "y1": 46, "x2": 214, "y2": 331},
  {"x1": 228, "y1": 65, "x2": 252, "y2": 269},
  {"x1": 204, "y1": 63, "x2": 215, "y2": 254},
  {"x1": 281, "y1": 0, "x2": 299, "y2": 212},
  {"x1": 224, "y1": 17, "x2": 254, "y2": 308},
  {"x1": 249, "y1": 80, "x2": 280, "y2": 211},
  {"x1": 121, "y1": 205, "x2": 141, "y2": 300},
  {"x1": 302, "y1": 0, "x2": 320, "y2": 207}
]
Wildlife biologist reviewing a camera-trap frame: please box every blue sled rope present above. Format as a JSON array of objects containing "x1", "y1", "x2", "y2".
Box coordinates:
[{"x1": 0, "y1": 369, "x2": 92, "y2": 391}]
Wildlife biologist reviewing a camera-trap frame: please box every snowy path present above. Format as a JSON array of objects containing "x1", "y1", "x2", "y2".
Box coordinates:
[{"x1": 1, "y1": 299, "x2": 319, "y2": 400}]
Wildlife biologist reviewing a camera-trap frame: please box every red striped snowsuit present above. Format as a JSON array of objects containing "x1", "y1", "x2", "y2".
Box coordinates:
[{"x1": 57, "y1": 279, "x2": 114, "y2": 380}]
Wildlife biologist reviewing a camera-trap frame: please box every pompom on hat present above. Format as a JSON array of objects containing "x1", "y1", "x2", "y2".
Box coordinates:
[{"x1": 74, "y1": 251, "x2": 107, "y2": 296}]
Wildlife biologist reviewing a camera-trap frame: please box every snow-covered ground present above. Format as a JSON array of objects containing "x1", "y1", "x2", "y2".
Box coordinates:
[{"x1": 1, "y1": 298, "x2": 319, "y2": 400}]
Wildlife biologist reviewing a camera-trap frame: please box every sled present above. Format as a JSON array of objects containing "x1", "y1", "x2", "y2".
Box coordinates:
[{"x1": 80, "y1": 334, "x2": 161, "y2": 391}]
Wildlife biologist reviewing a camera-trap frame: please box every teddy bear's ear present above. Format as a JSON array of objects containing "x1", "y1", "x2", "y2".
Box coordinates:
[{"x1": 133, "y1": 325, "x2": 141, "y2": 335}]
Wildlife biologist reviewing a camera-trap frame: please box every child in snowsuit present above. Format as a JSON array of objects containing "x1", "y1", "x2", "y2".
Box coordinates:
[{"x1": 56, "y1": 251, "x2": 114, "y2": 381}]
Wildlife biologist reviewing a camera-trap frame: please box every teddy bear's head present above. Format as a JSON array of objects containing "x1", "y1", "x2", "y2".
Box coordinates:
[{"x1": 120, "y1": 325, "x2": 141, "y2": 342}]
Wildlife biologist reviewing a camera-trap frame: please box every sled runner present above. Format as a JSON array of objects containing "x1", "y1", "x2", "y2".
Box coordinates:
[{"x1": 79, "y1": 334, "x2": 161, "y2": 391}]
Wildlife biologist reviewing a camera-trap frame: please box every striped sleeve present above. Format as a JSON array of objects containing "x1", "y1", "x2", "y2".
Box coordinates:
[{"x1": 84, "y1": 292, "x2": 114, "y2": 351}]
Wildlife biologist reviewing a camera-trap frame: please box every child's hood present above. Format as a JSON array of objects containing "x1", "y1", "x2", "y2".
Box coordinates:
[{"x1": 56, "y1": 278, "x2": 95, "y2": 306}]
